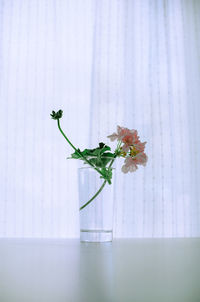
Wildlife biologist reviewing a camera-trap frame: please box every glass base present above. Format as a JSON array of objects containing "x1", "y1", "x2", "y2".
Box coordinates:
[{"x1": 80, "y1": 229, "x2": 113, "y2": 242}]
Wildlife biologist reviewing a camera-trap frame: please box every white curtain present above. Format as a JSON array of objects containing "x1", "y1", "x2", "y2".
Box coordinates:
[{"x1": 0, "y1": 0, "x2": 200, "y2": 238}]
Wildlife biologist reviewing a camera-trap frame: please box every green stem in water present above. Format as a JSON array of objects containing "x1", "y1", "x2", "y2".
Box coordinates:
[
  {"x1": 57, "y1": 119, "x2": 106, "y2": 180},
  {"x1": 79, "y1": 180, "x2": 107, "y2": 211},
  {"x1": 79, "y1": 148, "x2": 120, "y2": 211}
]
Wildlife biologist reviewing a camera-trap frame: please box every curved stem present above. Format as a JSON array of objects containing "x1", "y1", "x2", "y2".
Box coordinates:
[
  {"x1": 79, "y1": 142, "x2": 121, "y2": 211},
  {"x1": 79, "y1": 157, "x2": 117, "y2": 211},
  {"x1": 57, "y1": 119, "x2": 78, "y2": 152},
  {"x1": 57, "y1": 119, "x2": 106, "y2": 179},
  {"x1": 79, "y1": 180, "x2": 107, "y2": 211}
]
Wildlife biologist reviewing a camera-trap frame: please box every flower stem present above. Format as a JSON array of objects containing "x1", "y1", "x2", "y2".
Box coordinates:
[
  {"x1": 79, "y1": 180, "x2": 107, "y2": 211},
  {"x1": 79, "y1": 155, "x2": 117, "y2": 211},
  {"x1": 57, "y1": 119, "x2": 106, "y2": 180},
  {"x1": 79, "y1": 141, "x2": 122, "y2": 211},
  {"x1": 57, "y1": 119, "x2": 78, "y2": 152}
]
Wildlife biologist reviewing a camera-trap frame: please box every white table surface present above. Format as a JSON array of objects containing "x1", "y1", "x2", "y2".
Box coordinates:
[{"x1": 0, "y1": 238, "x2": 199, "y2": 302}]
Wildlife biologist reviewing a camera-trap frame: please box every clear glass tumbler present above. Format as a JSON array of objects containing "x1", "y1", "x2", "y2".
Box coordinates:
[{"x1": 78, "y1": 167, "x2": 114, "y2": 242}]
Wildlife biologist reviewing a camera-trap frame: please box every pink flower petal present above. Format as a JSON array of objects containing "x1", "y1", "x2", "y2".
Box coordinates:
[
  {"x1": 134, "y1": 152, "x2": 148, "y2": 166},
  {"x1": 121, "y1": 165, "x2": 129, "y2": 173},
  {"x1": 121, "y1": 144, "x2": 130, "y2": 152},
  {"x1": 107, "y1": 132, "x2": 118, "y2": 141},
  {"x1": 129, "y1": 164, "x2": 137, "y2": 172}
]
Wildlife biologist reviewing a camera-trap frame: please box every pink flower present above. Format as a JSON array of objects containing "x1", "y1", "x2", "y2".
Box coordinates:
[
  {"x1": 130, "y1": 141, "x2": 146, "y2": 153},
  {"x1": 107, "y1": 126, "x2": 137, "y2": 144},
  {"x1": 134, "y1": 152, "x2": 148, "y2": 166},
  {"x1": 121, "y1": 153, "x2": 148, "y2": 174},
  {"x1": 121, "y1": 157, "x2": 138, "y2": 173},
  {"x1": 121, "y1": 130, "x2": 140, "y2": 152},
  {"x1": 108, "y1": 125, "x2": 148, "y2": 173}
]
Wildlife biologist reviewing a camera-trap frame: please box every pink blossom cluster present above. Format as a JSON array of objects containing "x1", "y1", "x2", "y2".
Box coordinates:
[{"x1": 107, "y1": 126, "x2": 148, "y2": 173}]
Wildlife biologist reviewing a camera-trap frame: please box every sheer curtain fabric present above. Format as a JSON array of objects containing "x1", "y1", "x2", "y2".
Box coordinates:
[{"x1": 0, "y1": 0, "x2": 200, "y2": 238}]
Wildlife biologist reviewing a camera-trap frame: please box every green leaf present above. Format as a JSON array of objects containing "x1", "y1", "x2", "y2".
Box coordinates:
[
  {"x1": 101, "y1": 152, "x2": 114, "y2": 158},
  {"x1": 100, "y1": 167, "x2": 113, "y2": 184},
  {"x1": 68, "y1": 143, "x2": 115, "y2": 169},
  {"x1": 70, "y1": 149, "x2": 82, "y2": 159}
]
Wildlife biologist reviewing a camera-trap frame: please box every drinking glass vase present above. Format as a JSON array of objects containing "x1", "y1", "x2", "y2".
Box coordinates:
[{"x1": 78, "y1": 167, "x2": 114, "y2": 242}]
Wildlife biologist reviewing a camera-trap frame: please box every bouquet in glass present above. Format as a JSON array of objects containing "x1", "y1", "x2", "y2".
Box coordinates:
[{"x1": 51, "y1": 110, "x2": 148, "y2": 241}]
